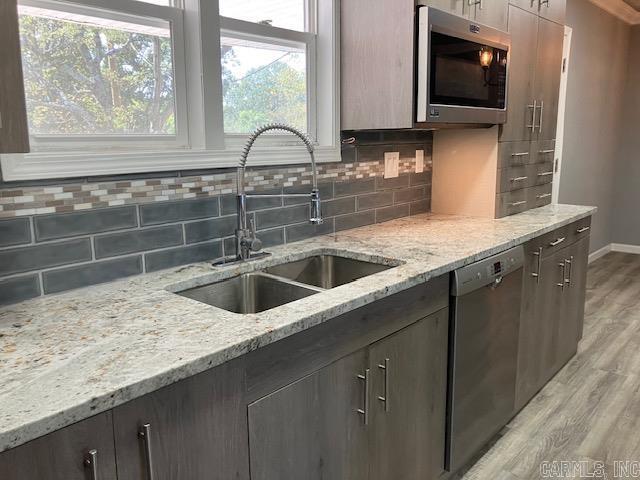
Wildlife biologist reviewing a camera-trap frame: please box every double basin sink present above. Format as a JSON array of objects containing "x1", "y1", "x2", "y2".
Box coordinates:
[{"x1": 175, "y1": 255, "x2": 396, "y2": 314}]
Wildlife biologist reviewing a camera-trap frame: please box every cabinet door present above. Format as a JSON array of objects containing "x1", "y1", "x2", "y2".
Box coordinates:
[
  {"x1": 368, "y1": 309, "x2": 448, "y2": 480},
  {"x1": 0, "y1": 0, "x2": 29, "y2": 153},
  {"x1": 508, "y1": 0, "x2": 538, "y2": 15},
  {"x1": 0, "y1": 412, "x2": 116, "y2": 480},
  {"x1": 418, "y1": 0, "x2": 470, "y2": 17},
  {"x1": 113, "y1": 360, "x2": 249, "y2": 480},
  {"x1": 570, "y1": 235, "x2": 590, "y2": 341},
  {"x1": 533, "y1": 17, "x2": 564, "y2": 141},
  {"x1": 538, "y1": 0, "x2": 566, "y2": 24},
  {"x1": 499, "y1": 6, "x2": 538, "y2": 142},
  {"x1": 473, "y1": 0, "x2": 508, "y2": 31},
  {"x1": 341, "y1": 0, "x2": 414, "y2": 130},
  {"x1": 248, "y1": 348, "x2": 369, "y2": 480},
  {"x1": 515, "y1": 245, "x2": 564, "y2": 411},
  {"x1": 555, "y1": 235, "x2": 589, "y2": 369}
]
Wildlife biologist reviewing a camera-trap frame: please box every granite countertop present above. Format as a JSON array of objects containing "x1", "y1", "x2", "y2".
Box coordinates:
[{"x1": 0, "y1": 204, "x2": 596, "y2": 453}]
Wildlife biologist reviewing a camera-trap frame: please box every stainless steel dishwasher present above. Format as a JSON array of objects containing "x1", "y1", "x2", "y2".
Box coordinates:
[{"x1": 446, "y1": 245, "x2": 524, "y2": 472}]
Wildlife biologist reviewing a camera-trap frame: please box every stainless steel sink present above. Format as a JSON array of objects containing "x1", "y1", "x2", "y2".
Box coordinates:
[
  {"x1": 176, "y1": 273, "x2": 320, "y2": 314},
  {"x1": 263, "y1": 255, "x2": 393, "y2": 289}
]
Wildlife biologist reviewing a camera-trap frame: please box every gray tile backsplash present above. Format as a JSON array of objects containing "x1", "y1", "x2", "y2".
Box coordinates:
[
  {"x1": 94, "y1": 225, "x2": 183, "y2": 259},
  {"x1": 144, "y1": 241, "x2": 223, "y2": 273},
  {"x1": 140, "y1": 198, "x2": 219, "y2": 226},
  {"x1": 34, "y1": 206, "x2": 138, "y2": 241},
  {"x1": 0, "y1": 130, "x2": 432, "y2": 305},
  {"x1": 0, "y1": 218, "x2": 31, "y2": 247},
  {"x1": 43, "y1": 256, "x2": 143, "y2": 294},
  {"x1": 0, "y1": 274, "x2": 40, "y2": 306},
  {"x1": 0, "y1": 238, "x2": 92, "y2": 276}
]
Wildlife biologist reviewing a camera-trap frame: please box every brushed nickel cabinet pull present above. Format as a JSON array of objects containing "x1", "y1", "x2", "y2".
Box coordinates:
[
  {"x1": 549, "y1": 237, "x2": 565, "y2": 247},
  {"x1": 538, "y1": 100, "x2": 544, "y2": 133},
  {"x1": 538, "y1": 171, "x2": 553, "y2": 177},
  {"x1": 357, "y1": 369, "x2": 370, "y2": 425},
  {"x1": 576, "y1": 226, "x2": 590, "y2": 233},
  {"x1": 510, "y1": 176, "x2": 529, "y2": 182},
  {"x1": 565, "y1": 256, "x2": 574, "y2": 286},
  {"x1": 84, "y1": 449, "x2": 98, "y2": 480},
  {"x1": 540, "y1": 0, "x2": 550, "y2": 6},
  {"x1": 557, "y1": 262, "x2": 566, "y2": 290},
  {"x1": 511, "y1": 152, "x2": 529, "y2": 157},
  {"x1": 509, "y1": 200, "x2": 527, "y2": 207},
  {"x1": 138, "y1": 424, "x2": 156, "y2": 480},
  {"x1": 538, "y1": 149, "x2": 555, "y2": 154},
  {"x1": 532, "y1": 247, "x2": 543, "y2": 283},
  {"x1": 537, "y1": 193, "x2": 552, "y2": 199},
  {"x1": 377, "y1": 358, "x2": 390, "y2": 412},
  {"x1": 527, "y1": 100, "x2": 537, "y2": 132}
]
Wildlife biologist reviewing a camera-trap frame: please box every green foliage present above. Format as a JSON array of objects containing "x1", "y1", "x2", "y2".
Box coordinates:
[
  {"x1": 221, "y1": 49, "x2": 307, "y2": 133},
  {"x1": 19, "y1": 14, "x2": 175, "y2": 135}
]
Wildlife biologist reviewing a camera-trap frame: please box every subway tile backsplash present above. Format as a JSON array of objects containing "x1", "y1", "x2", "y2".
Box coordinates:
[{"x1": 0, "y1": 130, "x2": 433, "y2": 306}]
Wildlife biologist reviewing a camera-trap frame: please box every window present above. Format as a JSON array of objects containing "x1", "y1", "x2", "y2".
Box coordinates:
[{"x1": 1, "y1": 0, "x2": 339, "y2": 180}]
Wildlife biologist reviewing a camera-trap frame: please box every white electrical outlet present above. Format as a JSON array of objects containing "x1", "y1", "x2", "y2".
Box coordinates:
[
  {"x1": 384, "y1": 152, "x2": 400, "y2": 178},
  {"x1": 415, "y1": 149, "x2": 424, "y2": 173}
]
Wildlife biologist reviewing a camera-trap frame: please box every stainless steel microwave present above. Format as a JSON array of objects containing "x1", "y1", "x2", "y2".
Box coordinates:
[{"x1": 416, "y1": 7, "x2": 511, "y2": 127}]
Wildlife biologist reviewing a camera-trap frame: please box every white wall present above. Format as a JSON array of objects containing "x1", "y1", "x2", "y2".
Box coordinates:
[{"x1": 560, "y1": 0, "x2": 630, "y2": 252}]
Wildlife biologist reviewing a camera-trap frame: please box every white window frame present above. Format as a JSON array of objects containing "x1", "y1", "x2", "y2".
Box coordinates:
[
  {"x1": 14, "y1": 0, "x2": 190, "y2": 151},
  {"x1": 1, "y1": 0, "x2": 341, "y2": 181}
]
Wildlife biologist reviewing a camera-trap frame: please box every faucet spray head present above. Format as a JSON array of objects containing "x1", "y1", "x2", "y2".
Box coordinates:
[{"x1": 310, "y1": 189, "x2": 323, "y2": 225}]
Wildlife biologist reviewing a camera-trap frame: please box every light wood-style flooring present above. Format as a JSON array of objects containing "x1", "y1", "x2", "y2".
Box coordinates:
[{"x1": 461, "y1": 252, "x2": 640, "y2": 479}]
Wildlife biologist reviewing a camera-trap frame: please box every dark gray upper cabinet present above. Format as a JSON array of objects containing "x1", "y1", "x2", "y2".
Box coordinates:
[
  {"x1": 500, "y1": 7, "x2": 539, "y2": 143},
  {"x1": 533, "y1": 17, "x2": 564, "y2": 142},
  {"x1": 248, "y1": 348, "x2": 370, "y2": 480},
  {"x1": 537, "y1": 0, "x2": 566, "y2": 24},
  {"x1": 341, "y1": 0, "x2": 415, "y2": 130},
  {"x1": 509, "y1": 0, "x2": 565, "y2": 23},
  {"x1": 0, "y1": 0, "x2": 29, "y2": 154},
  {"x1": 112, "y1": 359, "x2": 249, "y2": 480},
  {"x1": 0, "y1": 412, "x2": 117, "y2": 480},
  {"x1": 500, "y1": 4, "x2": 565, "y2": 143}
]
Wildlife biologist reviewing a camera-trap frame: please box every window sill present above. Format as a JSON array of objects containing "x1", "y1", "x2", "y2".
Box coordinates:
[{"x1": 0, "y1": 145, "x2": 341, "y2": 181}]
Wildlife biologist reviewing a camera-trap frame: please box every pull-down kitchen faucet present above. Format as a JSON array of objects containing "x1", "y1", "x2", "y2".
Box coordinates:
[{"x1": 232, "y1": 123, "x2": 323, "y2": 262}]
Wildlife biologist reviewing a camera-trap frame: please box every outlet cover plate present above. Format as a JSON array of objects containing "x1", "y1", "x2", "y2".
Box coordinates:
[
  {"x1": 415, "y1": 149, "x2": 424, "y2": 173},
  {"x1": 384, "y1": 152, "x2": 400, "y2": 178}
]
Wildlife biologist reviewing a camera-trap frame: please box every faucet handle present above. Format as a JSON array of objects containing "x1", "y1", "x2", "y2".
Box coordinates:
[
  {"x1": 310, "y1": 189, "x2": 323, "y2": 225},
  {"x1": 246, "y1": 217, "x2": 262, "y2": 252}
]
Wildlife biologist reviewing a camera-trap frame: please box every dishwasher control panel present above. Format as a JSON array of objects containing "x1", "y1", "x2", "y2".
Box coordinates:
[{"x1": 451, "y1": 246, "x2": 525, "y2": 297}]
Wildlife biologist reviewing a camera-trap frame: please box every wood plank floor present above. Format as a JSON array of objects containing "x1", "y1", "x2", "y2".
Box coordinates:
[{"x1": 461, "y1": 252, "x2": 640, "y2": 479}]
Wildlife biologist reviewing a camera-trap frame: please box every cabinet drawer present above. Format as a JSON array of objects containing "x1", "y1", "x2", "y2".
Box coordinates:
[
  {"x1": 527, "y1": 182, "x2": 552, "y2": 208},
  {"x1": 525, "y1": 217, "x2": 592, "y2": 259},
  {"x1": 498, "y1": 141, "x2": 534, "y2": 168},
  {"x1": 496, "y1": 188, "x2": 529, "y2": 217},
  {"x1": 532, "y1": 140, "x2": 556, "y2": 164},
  {"x1": 497, "y1": 163, "x2": 553, "y2": 193},
  {"x1": 534, "y1": 162, "x2": 554, "y2": 186},
  {"x1": 497, "y1": 165, "x2": 531, "y2": 193}
]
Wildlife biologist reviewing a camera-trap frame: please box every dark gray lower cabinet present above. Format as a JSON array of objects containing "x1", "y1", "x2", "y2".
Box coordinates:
[
  {"x1": 112, "y1": 359, "x2": 248, "y2": 480},
  {"x1": 247, "y1": 309, "x2": 448, "y2": 480},
  {"x1": 516, "y1": 223, "x2": 590, "y2": 412},
  {"x1": 0, "y1": 412, "x2": 116, "y2": 480},
  {"x1": 368, "y1": 310, "x2": 448, "y2": 480}
]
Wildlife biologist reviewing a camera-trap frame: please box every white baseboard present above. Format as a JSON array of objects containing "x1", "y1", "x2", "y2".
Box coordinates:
[
  {"x1": 611, "y1": 243, "x2": 640, "y2": 254},
  {"x1": 589, "y1": 243, "x2": 640, "y2": 263},
  {"x1": 589, "y1": 244, "x2": 612, "y2": 263}
]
